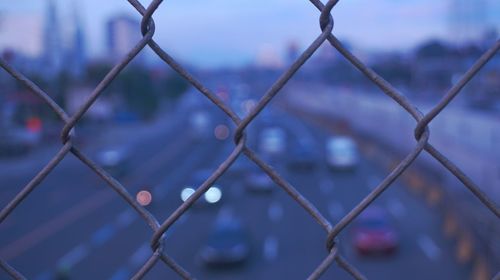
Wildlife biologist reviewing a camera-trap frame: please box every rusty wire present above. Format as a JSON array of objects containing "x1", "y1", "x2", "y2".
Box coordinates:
[{"x1": 1, "y1": 0, "x2": 499, "y2": 279}]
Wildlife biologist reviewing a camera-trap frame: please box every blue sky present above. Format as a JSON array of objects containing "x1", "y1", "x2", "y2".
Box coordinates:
[{"x1": 1, "y1": 0, "x2": 499, "y2": 67}]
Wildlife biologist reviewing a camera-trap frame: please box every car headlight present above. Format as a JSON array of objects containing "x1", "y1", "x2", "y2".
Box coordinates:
[
  {"x1": 181, "y1": 187, "x2": 195, "y2": 202},
  {"x1": 205, "y1": 186, "x2": 222, "y2": 203}
]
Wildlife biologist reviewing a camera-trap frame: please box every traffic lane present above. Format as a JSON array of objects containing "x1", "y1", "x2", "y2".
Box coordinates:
[
  {"x1": 1, "y1": 133, "x2": 197, "y2": 279},
  {"x1": 37, "y1": 112, "x2": 230, "y2": 279},
  {"x1": 0, "y1": 108, "x2": 191, "y2": 241},
  {"x1": 292, "y1": 164, "x2": 468, "y2": 280},
  {"x1": 141, "y1": 160, "x2": 280, "y2": 280},
  {"x1": 0, "y1": 90, "x2": 207, "y2": 219},
  {"x1": 66, "y1": 132, "x2": 230, "y2": 280},
  {"x1": 137, "y1": 117, "x2": 328, "y2": 279},
  {"x1": 83, "y1": 135, "x2": 272, "y2": 279},
  {"x1": 135, "y1": 114, "x2": 330, "y2": 279},
  {"x1": 0, "y1": 114, "x2": 213, "y2": 279},
  {"x1": 279, "y1": 112, "x2": 468, "y2": 279},
  {"x1": 213, "y1": 110, "x2": 467, "y2": 279},
  {"x1": 93, "y1": 110, "x2": 464, "y2": 279},
  {"x1": 0, "y1": 122, "x2": 189, "y2": 257}
]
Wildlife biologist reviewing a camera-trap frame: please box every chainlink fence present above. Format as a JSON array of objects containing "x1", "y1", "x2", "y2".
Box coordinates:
[{"x1": 1, "y1": 0, "x2": 499, "y2": 279}]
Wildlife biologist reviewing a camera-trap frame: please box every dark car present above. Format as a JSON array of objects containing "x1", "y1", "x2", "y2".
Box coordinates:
[
  {"x1": 95, "y1": 147, "x2": 130, "y2": 177},
  {"x1": 199, "y1": 218, "x2": 250, "y2": 266},
  {"x1": 352, "y1": 207, "x2": 399, "y2": 255},
  {"x1": 244, "y1": 171, "x2": 274, "y2": 193}
]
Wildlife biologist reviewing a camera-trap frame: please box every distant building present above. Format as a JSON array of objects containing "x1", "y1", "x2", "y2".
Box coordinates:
[
  {"x1": 255, "y1": 45, "x2": 283, "y2": 69},
  {"x1": 106, "y1": 15, "x2": 142, "y2": 63},
  {"x1": 66, "y1": 86, "x2": 114, "y2": 120},
  {"x1": 285, "y1": 41, "x2": 300, "y2": 65},
  {"x1": 66, "y1": 2, "x2": 87, "y2": 79},
  {"x1": 43, "y1": 0, "x2": 63, "y2": 78}
]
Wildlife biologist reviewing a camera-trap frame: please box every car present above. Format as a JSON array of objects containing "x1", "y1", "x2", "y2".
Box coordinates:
[
  {"x1": 189, "y1": 110, "x2": 211, "y2": 138},
  {"x1": 180, "y1": 170, "x2": 223, "y2": 207},
  {"x1": 326, "y1": 136, "x2": 359, "y2": 170},
  {"x1": 199, "y1": 217, "x2": 250, "y2": 266},
  {"x1": 259, "y1": 127, "x2": 286, "y2": 156},
  {"x1": 244, "y1": 170, "x2": 274, "y2": 193},
  {"x1": 0, "y1": 127, "x2": 41, "y2": 157},
  {"x1": 352, "y1": 207, "x2": 399, "y2": 255},
  {"x1": 95, "y1": 147, "x2": 130, "y2": 177}
]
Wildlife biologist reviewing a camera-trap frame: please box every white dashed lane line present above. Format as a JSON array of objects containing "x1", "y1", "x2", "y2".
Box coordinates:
[
  {"x1": 319, "y1": 179, "x2": 335, "y2": 195},
  {"x1": 108, "y1": 211, "x2": 192, "y2": 279},
  {"x1": 268, "y1": 201, "x2": 283, "y2": 222},
  {"x1": 263, "y1": 236, "x2": 279, "y2": 262},
  {"x1": 115, "y1": 209, "x2": 136, "y2": 228},
  {"x1": 418, "y1": 235, "x2": 441, "y2": 261},
  {"x1": 57, "y1": 244, "x2": 89, "y2": 269},
  {"x1": 34, "y1": 208, "x2": 138, "y2": 279},
  {"x1": 91, "y1": 224, "x2": 117, "y2": 247},
  {"x1": 327, "y1": 201, "x2": 345, "y2": 221},
  {"x1": 129, "y1": 243, "x2": 151, "y2": 267},
  {"x1": 109, "y1": 267, "x2": 130, "y2": 280},
  {"x1": 386, "y1": 197, "x2": 406, "y2": 220}
]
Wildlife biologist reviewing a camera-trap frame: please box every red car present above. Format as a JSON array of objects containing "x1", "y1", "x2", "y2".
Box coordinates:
[{"x1": 352, "y1": 207, "x2": 399, "y2": 255}]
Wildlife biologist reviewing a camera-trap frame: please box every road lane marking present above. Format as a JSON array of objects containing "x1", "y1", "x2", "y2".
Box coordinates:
[
  {"x1": 91, "y1": 224, "x2": 117, "y2": 247},
  {"x1": 129, "y1": 243, "x2": 151, "y2": 267},
  {"x1": 386, "y1": 197, "x2": 406, "y2": 219},
  {"x1": 328, "y1": 201, "x2": 345, "y2": 221},
  {"x1": 34, "y1": 271, "x2": 51, "y2": 280},
  {"x1": 109, "y1": 267, "x2": 130, "y2": 280},
  {"x1": 0, "y1": 189, "x2": 113, "y2": 260},
  {"x1": 115, "y1": 209, "x2": 136, "y2": 229},
  {"x1": 268, "y1": 201, "x2": 283, "y2": 222},
  {"x1": 108, "y1": 212, "x2": 191, "y2": 280},
  {"x1": 319, "y1": 179, "x2": 334, "y2": 194},
  {"x1": 57, "y1": 244, "x2": 89, "y2": 269},
  {"x1": 367, "y1": 176, "x2": 381, "y2": 191},
  {"x1": 0, "y1": 132, "x2": 199, "y2": 261},
  {"x1": 263, "y1": 236, "x2": 279, "y2": 261},
  {"x1": 418, "y1": 235, "x2": 441, "y2": 261}
]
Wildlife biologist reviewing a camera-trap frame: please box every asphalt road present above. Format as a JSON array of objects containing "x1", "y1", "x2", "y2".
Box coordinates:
[{"x1": 0, "y1": 93, "x2": 470, "y2": 279}]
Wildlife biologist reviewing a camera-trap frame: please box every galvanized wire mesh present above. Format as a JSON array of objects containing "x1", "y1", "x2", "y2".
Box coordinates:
[{"x1": 1, "y1": 0, "x2": 499, "y2": 279}]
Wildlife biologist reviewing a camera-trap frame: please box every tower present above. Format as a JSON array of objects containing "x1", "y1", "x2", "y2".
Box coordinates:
[
  {"x1": 43, "y1": 0, "x2": 63, "y2": 78},
  {"x1": 68, "y1": 0, "x2": 87, "y2": 78},
  {"x1": 106, "y1": 15, "x2": 142, "y2": 63}
]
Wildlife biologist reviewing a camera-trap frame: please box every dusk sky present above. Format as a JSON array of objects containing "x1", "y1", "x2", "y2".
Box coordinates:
[{"x1": 1, "y1": 0, "x2": 499, "y2": 67}]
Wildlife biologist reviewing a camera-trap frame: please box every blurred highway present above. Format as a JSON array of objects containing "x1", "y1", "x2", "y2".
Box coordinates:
[{"x1": 0, "y1": 90, "x2": 470, "y2": 279}]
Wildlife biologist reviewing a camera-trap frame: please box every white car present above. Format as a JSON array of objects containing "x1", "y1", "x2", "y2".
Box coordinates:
[
  {"x1": 259, "y1": 127, "x2": 286, "y2": 155},
  {"x1": 189, "y1": 110, "x2": 211, "y2": 138},
  {"x1": 326, "y1": 136, "x2": 359, "y2": 169},
  {"x1": 96, "y1": 147, "x2": 130, "y2": 176}
]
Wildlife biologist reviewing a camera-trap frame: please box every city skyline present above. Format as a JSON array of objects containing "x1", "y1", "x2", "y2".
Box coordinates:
[{"x1": 0, "y1": 0, "x2": 499, "y2": 67}]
